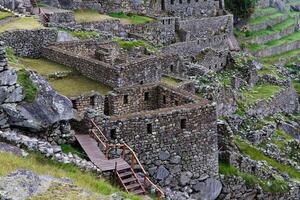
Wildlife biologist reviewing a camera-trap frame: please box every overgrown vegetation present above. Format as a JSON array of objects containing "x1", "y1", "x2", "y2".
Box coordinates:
[
  {"x1": 235, "y1": 138, "x2": 300, "y2": 180},
  {"x1": 113, "y1": 38, "x2": 157, "y2": 53},
  {"x1": 5, "y1": 47, "x2": 18, "y2": 64},
  {"x1": 224, "y1": 0, "x2": 256, "y2": 19},
  {"x1": 0, "y1": 151, "x2": 141, "y2": 200},
  {"x1": 61, "y1": 144, "x2": 87, "y2": 159},
  {"x1": 17, "y1": 69, "x2": 38, "y2": 103},
  {"x1": 219, "y1": 161, "x2": 289, "y2": 193},
  {"x1": 68, "y1": 30, "x2": 101, "y2": 39}
]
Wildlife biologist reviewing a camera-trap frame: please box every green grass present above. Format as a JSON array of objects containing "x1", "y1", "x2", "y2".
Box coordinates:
[
  {"x1": 261, "y1": 48, "x2": 300, "y2": 64},
  {"x1": 0, "y1": 17, "x2": 43, "y2": 32},
  {"x1": 74, "y1": 9, "x2": 114, "y2": 23},
  {"x1": 248, "y1": 12, "x2": 285, "y2": 25},
  {"x1": 219, "y1": 161, "x2": 289, "y2": 193},
  {"x1": 67, "y1": 30, "x2": 101, "y2": 40},
  {"x1": 61, "y1": 144, "x2": 87, "y2": 159},
  {"x1": 235, "y1": 139, "x2": 300, "y2": 181},
  {"x1": 0, "y1": 151, "x2": 141, "y2": 200},
  {"x1": 161, "y1": 76, "x2": 182, "y2": 86},
  {"x1": 248, "y1": 31, "x2": 300, "y2": 52},
  {"x1": 0, "y1": 11, "x2": 13, "y2": 20},
  {"x1": 257, "y1": 65, "x2": 283, "y2": 79},
  {"x1": 241, "y1": 84, "x2": 282, "y2": 106},
  {"x1": 292, "y1": 80, "x2": 300, "y2": 95},
  {"x1": 18, "y1": 58, "x2": 73, "y2": 76},
  {"x1": 108, "y1": 12, "x2": 153, "y2": 24},
  {"x1": 252, "y1": 7, "x2": 278, "y2": 17},
  {"x1": 245, "y1": 18, "x2": 295, "y2": 38},
  {"x1": 5, "y1": 47, "x2": 18, "y2": 64},
  {"x1": 17, "y1": 69, "x2": 38, "y2": 102},
  {"x1": 113, "y1": 38, "x2": 157, "y2": 52},
  {"x1": 48, "y1": 75, "x2": 112, "y2": 97}
]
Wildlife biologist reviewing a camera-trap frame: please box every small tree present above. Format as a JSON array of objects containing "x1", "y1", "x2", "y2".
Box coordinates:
[{"x1": 225, "y1": 0, "x2": 257, "y2": 20}]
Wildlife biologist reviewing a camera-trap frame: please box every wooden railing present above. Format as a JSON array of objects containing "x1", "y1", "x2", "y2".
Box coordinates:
[{"x1": 90, "y1": 120, "x2": 164, "y2": 199}]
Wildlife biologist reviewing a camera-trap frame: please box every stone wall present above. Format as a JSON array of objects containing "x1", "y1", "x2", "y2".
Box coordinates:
[
  {"x1": 105, "y1": 84, "x2": 196, "y2": 116},
  {"x1": 250, "y1": 23, "x2": 296, "y2": 44},
  {"x1": 70, "y1": 93, "x2": 104, "y2": 116},
  {"x1": 41, "y1": 40, "x2": 161, "y2": 88},
  {"x1": 177, "y1": 14, "x2": 233, "y2": 42},
  {"x1": 162, "y1": 0, "x2": 220, "y2": 18},
  {"x1": 246, "y1": 85, "x2": 299, "y2": 117},
  {"x1": 45, "y1": 9, "x2": 75, "y2": 24},
  {"x1": 254, "y1": 39, "x2": 300, "y2": 57},
  {"x1": 0, "y1": 29, "x2": 57, "y2": 57},
  {"x1": 162, "y1": 34, "x2": 229, "y2": 56},
  {"x1": 97, "y1": 100, "x2": 218, "y2": 191}
]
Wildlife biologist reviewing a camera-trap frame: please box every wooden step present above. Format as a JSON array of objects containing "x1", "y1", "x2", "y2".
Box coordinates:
[
  {"x1": 126, "y1": 183, "x2": 141, "y2": 190},
  {"x1": 123, "y1": 177, "x2": 137, "y2": 184},
  {"x1": 119, "y1": 171, "x2": 133, "y2": 178},
  {"x1": 132, "y1": 189, "x2": 145, "y2": 195}
]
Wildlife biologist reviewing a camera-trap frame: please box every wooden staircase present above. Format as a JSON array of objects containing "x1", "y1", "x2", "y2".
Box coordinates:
[
  {"x1": 75, "y1": 120, "x2": 164, "y2": 199},
  {"x1": 117, "y1": 168, "x2": 146, "y2": 195}
]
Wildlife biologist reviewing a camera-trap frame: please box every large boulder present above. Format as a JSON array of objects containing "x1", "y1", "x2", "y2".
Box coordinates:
[
  {"x1": 290, "y1": 5, "x2": 300, "y2": 12},
  {"x1": 191, "y1": 178, "x2": 222, "y2": 200},
  {"x1": 2, "y1": 71, "x2": 74, "y2": 132}
]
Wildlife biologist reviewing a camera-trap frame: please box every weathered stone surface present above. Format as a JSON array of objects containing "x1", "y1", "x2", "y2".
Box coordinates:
[
  {"x1": 155, "y1": 165, "x2": 169, "y2": 181},
  {"x1": 179, "y1": 172, "x2": 193, "y2": 186},
  {"x1": 159, "y1": 151, "x2": 170, "y2": 161},
  {"x1": 191, "y1": 178, "x2": 222, "y2": 200},
  {"x1": 2, "y1": 71, "x2": 74, "y2": 131},
  {"x1": 0, "y1": 69, "x2": 17, "y2": 86}
]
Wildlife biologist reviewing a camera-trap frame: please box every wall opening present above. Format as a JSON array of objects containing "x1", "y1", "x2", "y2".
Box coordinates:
[
  {"x1": 144, "y1": 92, "x2": 150, "y2": 101},
  {"x1": 147, "y1": 123, "x2": 152, "y2": 134},
  {"x1": 123, "y1": 95, "x2": 128, "y2": 104},
  {"x1": 110, "y1": 129, "x2": 117, "y2": 140},
  {"x1": 161, "y1": 0, "x2": 165, "y2": 10},
  {"x1": 181, "y1": 119, "x2": 187, "y2": 129}
]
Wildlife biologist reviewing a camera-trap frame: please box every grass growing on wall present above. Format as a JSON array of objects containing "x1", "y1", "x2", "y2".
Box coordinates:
[
  {"x1": 17, "y1": 69, "x2": 38, "y2": 103},
  {"x1": 0, "y1": 11, "x2": 13, "y2": 20},
  {"x1": 0, "y1": 151, "x2": 141, "y2": 200},
  {"x1": 219, "y1": 161, "x2": 289, "y2": 193},
  {"x1": 234, "y1": 138, "x2": 300, "y2": 181},
  {"x1": 108, "y1": 12, "x2": 153, "y2": 24},
  {"x1": 5, "y1": 47, "x2": 18, "y2": 64},
  {"x1": 241, "y1": 84, "x2": 282, "y2": 106},
  {"x1": 0, "y1": 17, "x2": 43, "y2": 32}
]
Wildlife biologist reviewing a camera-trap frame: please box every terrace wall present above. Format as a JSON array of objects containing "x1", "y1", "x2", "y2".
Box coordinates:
[
  {"x1": 254, "y1": 39, "x2": 300, "y2": 57},
  {"x1": 0, "y1": 29, "x2": 57, "y2": 57}
]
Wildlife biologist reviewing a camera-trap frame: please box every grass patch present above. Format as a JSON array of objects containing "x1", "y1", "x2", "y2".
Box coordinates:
[
  {"x1": 61, "y1": 144, "x2": 87, "y2": 159},
  {"x1": 5, "y1": 47, "x2": 18, "y2": 64},
  {"x1": 108, "y1": 12, "x2": 153, "y2": 24},
  {"x1": 48, "y1": 75, "x2": 112, "y2": 97},
  {"x1": 257, "y1": 65, "x2": 283, "y2": 79},
  {"x1": 219, "y1": 161, "x2": 289, "y2": 193},
  {"x1": 67, "y1": 30, "x2": 101, "y2": 40},
  {"x1": 241, "y1": 84, "x2": 282, "y2": 106},
  {"x1": 74, "y1": 9, "x2": 113, "y2": 23},
  {"x1": 17, "y1": 69, "x2": 38, "y2": 102},
  {"x1": 248, "y1": 12, "x2": 285, "y2": 25},
  {"x1": 292, "y1": 80, "x2": 300, "y2": 95},
  {"x1": 18, "y1": 58, "x2": 72, "y2": 76},
  {"x1": 261, "y1": 48, "x2": 300, "y2": 64},
  {"x1": 113, "y1": 38, "x2": 157, "y2": 52},
  {"x1": 0, "y1": 17, "x2": 43, "y2": 32},
  {"x1": 248, "y1": 31, "x2": 300, "y2": 52},
  {"x1": 161, "y1": 75, "x2": 182, "y2": 86},
  {"x1": 0, "y1": 151, "x2": 141, "y2": 200},
  {"x1": 235, "y1": 138, "x2": 300, "y2": 181},
  {"x1": 0, "y1": 10, "x2": 13, "y2": 20}
]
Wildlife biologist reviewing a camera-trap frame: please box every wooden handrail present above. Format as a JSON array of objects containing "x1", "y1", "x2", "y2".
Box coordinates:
[{"x1": 90, "y1": 119, "x2": 164, "y2": 199}]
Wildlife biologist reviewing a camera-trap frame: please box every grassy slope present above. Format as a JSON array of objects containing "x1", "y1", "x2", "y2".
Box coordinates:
[
  {"x1": 248, "y1": 12, "x2": 284, "y2": 25},
  {"x1": 241, "y1": 84, "x2": 282, "y2": 106},
  {"x1": 235, "y1": 139, "x2": 300, "y2": 181},
  {"x1": 0, "y1": 17, "x2": 43, "y2": 32},
  {"x1": 0, "y1": 151, "x2": 141, "y2": 200}
]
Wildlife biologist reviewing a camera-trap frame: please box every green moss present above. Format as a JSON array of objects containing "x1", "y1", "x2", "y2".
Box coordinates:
[
  {"x1": 219, "y1": 161, "x2": 289, "y2": 193},
  {"x1": 292, "y1": 80, "x2": 300, "y2": 95},
  {"x1": 108, "y1": 12, "x2": 153, "y2": 24},
  {"x1": 17, "y1": 69, "x2": 38, "y2": 103},
  {"x1": 241, "y1": 84, "x2": 282, "y2": 106},
  {"x1": 5, "y1": 47, "x2": 18, "y2": 64},
  {"x1": 0, "y1": 11, "x2": 13, "y2": 20},
  {"x1": 235, "y1": 138, "x2": 300, "y2": 180}
]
